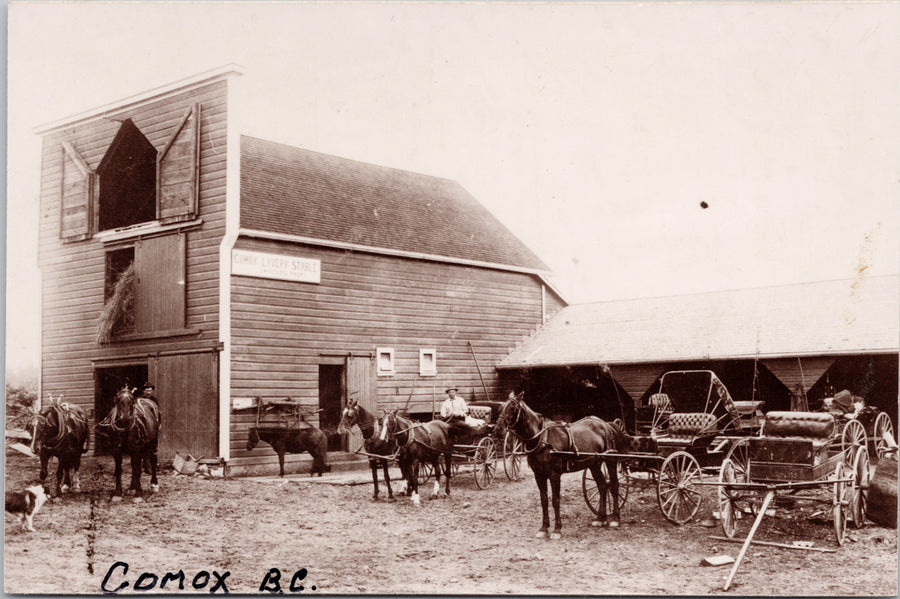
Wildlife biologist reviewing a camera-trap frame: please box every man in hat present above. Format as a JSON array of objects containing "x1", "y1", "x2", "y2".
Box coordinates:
[
  {"x1": 440, "y1": 387, "x2": 470, "y2": 444},
  {"x1": 139, "y1": 381, "x2": 158, "y2": 406}
]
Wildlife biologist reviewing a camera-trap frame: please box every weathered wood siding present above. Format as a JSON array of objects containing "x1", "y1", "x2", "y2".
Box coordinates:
[
  {"x1": 37, "y1": 80, "x2": 229, "y2": 457},
  {"x1": 228, "y1": 237, "x2": 550, "y2": 470}
]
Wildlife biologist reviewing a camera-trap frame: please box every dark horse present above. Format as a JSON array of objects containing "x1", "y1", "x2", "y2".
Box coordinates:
[
  {"x1": 380, "y1": 411, "x2": 453, "y2": 506},
  {"x1": 246, "y1": 425, "x2": 330, "y2": 477},
  {"x1": 337, "y1": 399, "x2": 397, "y2": 500},
  {"x1": 96, "y1": 386, "x2": 160, "y2": 501},
  {"x1": 30, "y1": 401, "x2": 90, "y2": 496},
  {"x1": 497, "y1": 392, "x2": 626, "y2": 539}
]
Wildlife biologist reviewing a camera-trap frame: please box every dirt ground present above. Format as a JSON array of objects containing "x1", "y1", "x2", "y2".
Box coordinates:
[{"x1": 3, "y1": 450, "x2": 897, "y2": 595}]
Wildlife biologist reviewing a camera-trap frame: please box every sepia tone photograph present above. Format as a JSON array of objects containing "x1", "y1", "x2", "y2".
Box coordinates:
[{"x1": 5, "y1": 1, "x2": 899, "y2": 595}]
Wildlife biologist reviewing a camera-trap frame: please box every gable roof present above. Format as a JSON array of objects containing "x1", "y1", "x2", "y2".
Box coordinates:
[
  {"x1": 239, "y1": 136, "x2": 549, "y2": 272},
  {"x1": 498, "y1": 275, "x2": 900, "y2": 369}
]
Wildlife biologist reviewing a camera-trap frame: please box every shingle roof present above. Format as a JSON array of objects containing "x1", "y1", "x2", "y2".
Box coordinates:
[
  {"x1": 240, "y1": 136, "x2": 549, "y2": 271},
  {"x1": 498, "y1": 275, "x2": 899, "y2": 368}
]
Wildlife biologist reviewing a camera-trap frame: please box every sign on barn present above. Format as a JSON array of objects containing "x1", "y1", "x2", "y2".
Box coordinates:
[{"x1": 231, "y1": 249, "x2": 321, "y2": 284}]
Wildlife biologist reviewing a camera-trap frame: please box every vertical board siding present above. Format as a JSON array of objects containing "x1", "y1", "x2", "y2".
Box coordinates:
[
  {"x1": 228, "y1": 239, "x2": 548, "y2": 459},
  {"x1": 38, "y1": 80, "x2": 228, "y2": 440}
]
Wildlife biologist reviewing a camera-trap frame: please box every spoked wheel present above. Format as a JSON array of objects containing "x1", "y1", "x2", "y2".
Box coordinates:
[
  {"x1": 849, "y1": 446, "x2": 870, "y2": 529},
  {"x1": 503, "y1": 431, "x2": 525, "y2": 481},
  {"x1": 722, "y1": 438, "x2": 756, "y2": 516},
  {"x1": 873, "y1": 413, "x2": 896, "y2": 461},
  {"x1": 582, "y1": 461, "x2": 630, "y2": 516},
  {"x1": 417, "y1": 461, "x2": 433, "y2": 485},
  {"x1": 657, "y1": 451, "x2": 703, "y2": 525},
  {"x1": 841, "y1": 419, "x2": 866, "y2": 463},
  {"x1": 717, "y1": 458, "x2": 740, "y2": 538},
  {"x1": 832, "y1": 462, "x2": 848, "y2": 546},
  {"x1": 473, "y1": 437, "x2": 496, "y2": 489}
]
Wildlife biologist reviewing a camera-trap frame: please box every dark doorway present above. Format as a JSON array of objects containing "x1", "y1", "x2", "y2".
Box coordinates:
[
  {"x1": 318, "y1": 364, "x2": 345, "y2": 452},
  {"x1": 95, "y1": 364, "x2": 148, "y2": 455}
]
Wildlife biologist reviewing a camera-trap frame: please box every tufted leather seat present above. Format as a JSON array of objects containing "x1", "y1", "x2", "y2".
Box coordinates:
[
  {"x1": 657, "y1": 412, "x2": 718, "y2": 445},
  {"x1": 763, "y1": 411, "x2": 835, "y2": 439},
  {"x1": 468, "y1": 406, "x2": 492, "y2": 422}
]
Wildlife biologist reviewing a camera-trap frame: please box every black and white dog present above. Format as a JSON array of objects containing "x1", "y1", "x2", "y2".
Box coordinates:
[{"x1": 5, "y1": 485, "x2": 49, "y2": 532}]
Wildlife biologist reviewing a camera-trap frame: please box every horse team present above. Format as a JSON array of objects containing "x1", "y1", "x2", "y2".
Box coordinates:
[{"x1": 28, "y1": 386, "x2": 631, "y2": 540}]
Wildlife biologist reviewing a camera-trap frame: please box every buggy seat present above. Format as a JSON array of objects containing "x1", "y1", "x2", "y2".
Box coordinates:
[
  {"x1": 468, "y1": 405, "x2": 492, "y2": 423},
  {"x1": 751, "y1": 411, "x2": 838, "y2": 472},
  {"x1": 657, "y1": 412, "x2": 718, "y2": 446},
  {"x1": 762, "y1": 411, "x2": 834, "y2": 446}
]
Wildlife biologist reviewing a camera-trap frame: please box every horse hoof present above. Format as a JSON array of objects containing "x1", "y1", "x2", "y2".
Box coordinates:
[
  {"x1": 535, "y1": 531, "x2": 547, "y2": 539},
  {"x1": 609, "y1": 520, "x2": 619, "y2": 528},
  {"x1": 150, "y1": 485, "x2": 160, "y2": 493},
  {"x1": 61, "y1": 485, "x2": 70, "y2": 494},
  {"x1": 133, "y1": 496, "x2": 144, "y2": 503},
  {"x1": 111, "y1": 496, "x2": 123, "y2": 503},
  {"x1": 591, "y1": 520, "x2": 606, "y2": 528},
  {"x1": 550, "y1": 532, "x2": 562, "y2": 540}
]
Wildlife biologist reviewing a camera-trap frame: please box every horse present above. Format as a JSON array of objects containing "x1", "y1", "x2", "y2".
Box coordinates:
[
  {"x1": 337, "y1": 399, "x2": 398, "y2": 500},
  {"x1": 246, "y1": 425, "x2": 330, "y2": 477},
  {"x1": 496, "y1": 392, "x2": 627, "y2": 539},
  {"x1": 380, "y1": 411, "x2": 453, "y2": 506},
  {"x1": 30, "y1": 401, "x2": 89, "y2": 497},
  {"x1": 95, "y1": 386, "x2": 160, "y2": 501}
]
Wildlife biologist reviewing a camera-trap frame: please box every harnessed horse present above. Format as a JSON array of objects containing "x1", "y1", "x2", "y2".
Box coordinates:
[
  {"x1": 337, "y1": 399, "x2": 398, "y2": 500},
  {"x1": 96, "y1": 386, "x2": 160, "y2": 501},
  {"x1": 496, "y1": 392, "x2": 626, "y2": 538},
  {"x1": 30, "y1": 401, "x2": 89, "y2": 496},
  {"x1": 380, "y1": 411, "x2": 453, "y2": 506}
]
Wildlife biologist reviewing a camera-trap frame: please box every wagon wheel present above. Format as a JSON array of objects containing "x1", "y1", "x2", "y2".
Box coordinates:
[
  {"x1": 722, "y1": 438, "x2": 758, "y2": 515},
  {"x1": 417, "y1": 461, "x2": 433, "y2": 485},
  {"x1": 832, "y1": 461, "x2": 849, "y2": 546},
  {"x1": 657, "y1": 451, "x2": 703, "y2": 525},
  {"x1": 717, "y1": 458, "x2": 740, "y2": 538},
  {"x1": 873, "y1": 412, "x2": 896, "y2": 461},
  {"x1": 473, "y1": 437, "x2": 496, "y2": 489},
  {"x1": 582, "y1": 461, "x2": 630, "y2": 516},
  {"x1": 503, "y1": 431, "x2": 525, "y2": 481},
  {"x1": 841, "y1": 419, "x2": 866, "y2": 463},
  {"x1": 849, "y1": 446, "x2": 870, "y2": 529}
]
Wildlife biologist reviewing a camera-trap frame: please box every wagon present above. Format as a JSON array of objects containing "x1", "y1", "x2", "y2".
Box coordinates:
[
  {"x1": 581, "y1": 370, "x2": 760, "y2": 525},
  {"x1": 415, "y1": 402, "x2": 524, "y2": 489},
  {"x1": 821, "y1": 391, "x2": 896, "y2": 461},
  {"x1": 707, "y1": 410, "x2": 870, "y2": 590}
]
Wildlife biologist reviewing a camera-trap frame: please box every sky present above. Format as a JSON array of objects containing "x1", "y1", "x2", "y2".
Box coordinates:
[{"x1": 6, "y1": 1, "x2": 900, "y2": 381}]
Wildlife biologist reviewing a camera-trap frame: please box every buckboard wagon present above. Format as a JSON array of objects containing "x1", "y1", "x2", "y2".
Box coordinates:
[
  {"x1": 700, "y1": 410, "x2": 870, "y2": 590},
  {"x1": 576, "y1": 370, "x2": 762, "y2": 525}
]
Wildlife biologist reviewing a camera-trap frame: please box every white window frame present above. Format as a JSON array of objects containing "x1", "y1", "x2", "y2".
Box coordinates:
[
  {"x1": 419, "y1": 348, "x2": 437, "y2": 376},
  {"x1": 376, "y1": 347, "x2": 395, "y2": 376}
]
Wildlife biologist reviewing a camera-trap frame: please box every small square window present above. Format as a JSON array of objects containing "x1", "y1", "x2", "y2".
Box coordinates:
[
  {"x1": 376, "y1": 348, "x2": 395, "y2": 376},
  {"x1": 419, "y1": 349, "x2": 437, "y2": 376}
]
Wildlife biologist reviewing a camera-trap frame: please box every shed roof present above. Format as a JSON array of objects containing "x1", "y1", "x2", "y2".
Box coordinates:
[
  {"x1": 498, "y1": 275, "x2": 899, "y2": 369},
  {"x1": 240, "y1": 136, "x2": 549, "y2": 272}
]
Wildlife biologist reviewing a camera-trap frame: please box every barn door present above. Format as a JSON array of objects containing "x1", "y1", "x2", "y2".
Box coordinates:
[
  {"x1": 134, "y1": 233, "x2": 186, "y2": 333},
  {"x1": 346, "y1": 356, "x2": 377, "y2": 452},
  {"x1": 152, "y1": 351, "x2": 219, "y2": 460}
]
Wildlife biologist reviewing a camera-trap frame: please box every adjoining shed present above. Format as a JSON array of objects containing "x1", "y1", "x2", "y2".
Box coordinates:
[
  {"x1": 497, "y1": 275, "x2": 899, "y2": 432},
  {"x1": 35, "y1": 66, "x2": 565, "y2": 477}
]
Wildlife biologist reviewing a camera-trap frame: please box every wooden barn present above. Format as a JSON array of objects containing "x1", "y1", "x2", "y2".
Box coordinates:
[
  {"x1": 35, "y1": 66, "x2": 565, "y2": 476},
  {"x1": 497, "y1": 275, "x2": 899, "y2": 433}
]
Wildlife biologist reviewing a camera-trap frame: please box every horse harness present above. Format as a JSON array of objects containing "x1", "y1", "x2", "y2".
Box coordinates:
[{"x1": 33, "y1": 403, "x2": 86, "y2": 452}]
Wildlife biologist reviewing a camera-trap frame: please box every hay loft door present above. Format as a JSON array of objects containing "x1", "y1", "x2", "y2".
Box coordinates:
[{"x1": 346, "y1": 356, "x2": 377, "y2": 452}]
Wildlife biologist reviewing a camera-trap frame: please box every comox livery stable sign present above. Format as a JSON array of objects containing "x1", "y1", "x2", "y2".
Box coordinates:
[{"x1": 231, "y1": 249, "x2": 321, "y2": 284}]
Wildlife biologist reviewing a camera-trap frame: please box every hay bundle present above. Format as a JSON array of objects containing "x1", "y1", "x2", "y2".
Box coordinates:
[{"x1": 96, "y1": 262, "x2": 135, "y2": 343}]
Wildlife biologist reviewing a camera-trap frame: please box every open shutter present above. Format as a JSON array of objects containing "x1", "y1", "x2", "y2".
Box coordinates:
[
  {"x1": 157, "y1": 103, "x2": 200, "y2": 224},
  {"x1": 59, "y1": 142, "x2": 94, "y2": 241},
  {"x1": 134, "y1": 233, "x2": 186, "y2": 333}
]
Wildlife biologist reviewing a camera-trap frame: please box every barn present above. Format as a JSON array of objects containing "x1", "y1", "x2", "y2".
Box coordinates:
[
  {"x1": 497, "y1": 275, "x2": 899, "y2": 433},
  {"x1": 35, "y1": 65, "x2": 565, "y2": 476}
]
